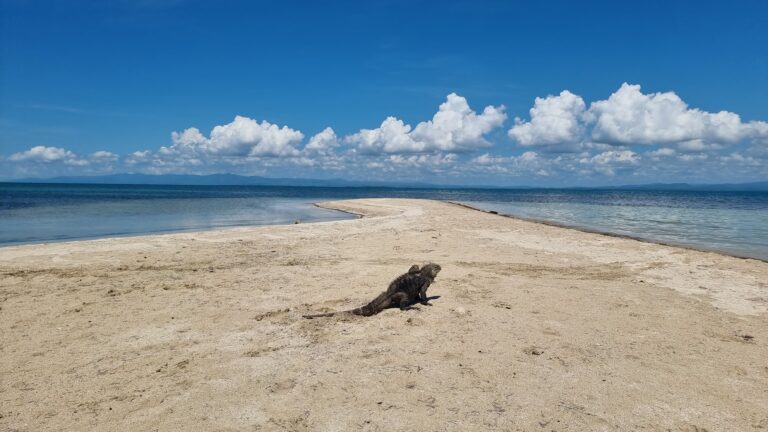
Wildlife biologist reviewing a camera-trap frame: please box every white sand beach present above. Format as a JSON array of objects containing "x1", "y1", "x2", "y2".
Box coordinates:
[{"x1": 1, "y1": 198, "x2": 767, "y2": 431}]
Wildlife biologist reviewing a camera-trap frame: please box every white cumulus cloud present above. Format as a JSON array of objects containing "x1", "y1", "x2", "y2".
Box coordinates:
[
  {"x1": 509, "y1": 83, "x2": 768, "y2": 152},
  {"x1": 589, "y1": 83, "x2": 747, "y2": 147},
  {"x1": 91, "y1": 150, "x2": 119, "y2": 162},
  {"x1": 304, "y1": 127, "x2": 340, "y2": 154},
  {"x1": 170, "y1": 127, "x2": 208, "y2": 149},
  {"x1": 586, "y1": 150, "x2": 640, "y2": 165},
  {"x1": 169, "y1": 116, "x2": 304, "y2": 157},
  {"x1": 579, "y1": 150, "x2": 640, "y2": 176},
  {"x1": 346, "y1": 93, "x2": 506, "y2": 153},
  {"x1": 745, "y1": 121, "x2": 768, "y2": 146},
  {"x1": 508, "y1": 90, "x2": 586, "y2": 150},
  {"x1": 387, "y1": 153, "x2": 458, "y2": 168},
  {"x1": 467, "y1": 151, "x2": 551, "y2": 176},
  {"x1": 2, "y1": 146, "x2": 124, "y2": 177},
  {"x1": 346, "y1": 117, "x2": 417, "y2": 153},
  {"x1": 9, "y1": 146, "x2": 76, "y2": 162}
]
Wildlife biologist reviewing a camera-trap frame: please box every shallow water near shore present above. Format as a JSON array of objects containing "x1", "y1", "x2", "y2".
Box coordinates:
[
  {"x1": 1, "y1": 182, "x2": 767, "y2": 260},
  {"x1": 462, "y1": 199, "x2": 768, "y2": 261}
]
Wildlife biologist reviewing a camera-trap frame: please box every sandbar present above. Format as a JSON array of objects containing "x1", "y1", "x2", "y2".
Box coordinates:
[{"x1": 1, "y1": 199, "x2": 767, "y2": 431}]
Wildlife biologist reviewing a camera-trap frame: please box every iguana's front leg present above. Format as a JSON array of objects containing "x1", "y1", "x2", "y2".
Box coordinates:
[{"x1": 419, "y1": 280, "x2": 432, "y2": 305}]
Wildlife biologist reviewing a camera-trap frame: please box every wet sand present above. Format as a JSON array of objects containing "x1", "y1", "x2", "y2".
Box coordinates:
[{"x1": 1, "y1": 198, "x2": 767, "y2": 431}]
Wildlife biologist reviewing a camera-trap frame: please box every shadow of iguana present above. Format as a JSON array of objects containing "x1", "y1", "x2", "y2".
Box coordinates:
[{"x1": 303, "y1": 263, "x2": 442, "y2": 319}]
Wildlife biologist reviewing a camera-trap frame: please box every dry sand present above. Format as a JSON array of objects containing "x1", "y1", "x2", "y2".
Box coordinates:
[{"x1": 1, "y1": 198, "x2": 767, "y2": 431}]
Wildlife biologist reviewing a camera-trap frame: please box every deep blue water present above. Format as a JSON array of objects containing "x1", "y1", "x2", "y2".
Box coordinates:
[{"x1": 1, "y1": 183, "x2": 767, "y2": 260}]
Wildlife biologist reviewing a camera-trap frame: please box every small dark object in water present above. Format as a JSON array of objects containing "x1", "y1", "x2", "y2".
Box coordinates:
[{"x1": 488, "y1": 210, "x2": 498, "y2": 215}]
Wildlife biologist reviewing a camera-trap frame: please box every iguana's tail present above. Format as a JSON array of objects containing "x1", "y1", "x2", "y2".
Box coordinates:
[
  {"x1": 302, "y1": 300, "x2": 381, "y2": 319},
  {"x1": 302, "y1": 311, "x2": 341, "y2": 319}
]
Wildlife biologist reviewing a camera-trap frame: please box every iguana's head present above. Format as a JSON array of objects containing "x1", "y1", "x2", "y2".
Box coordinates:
[{"x1": 420, "y1": 263, "x2": 441, "y2": 279}]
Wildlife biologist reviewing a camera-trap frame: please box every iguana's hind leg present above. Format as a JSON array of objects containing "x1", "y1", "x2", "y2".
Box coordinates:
[{"x1": 391, "y1": 292, "x2": 415, "y2": 311}]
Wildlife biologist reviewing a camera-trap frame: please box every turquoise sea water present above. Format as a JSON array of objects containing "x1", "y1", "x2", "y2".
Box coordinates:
[{"x1": 1, "y1": 183, "x2": 767, "y2": 260}]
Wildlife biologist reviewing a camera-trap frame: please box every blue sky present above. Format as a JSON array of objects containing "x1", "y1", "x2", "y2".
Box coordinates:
[{"x1": 1, "y1": 0, "x2": 767, "y2": 185}]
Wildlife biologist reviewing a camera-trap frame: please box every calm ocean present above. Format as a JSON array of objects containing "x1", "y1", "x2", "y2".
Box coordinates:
[{"x1": 1, "y1": 183, "x2": 767, "y2": 260}]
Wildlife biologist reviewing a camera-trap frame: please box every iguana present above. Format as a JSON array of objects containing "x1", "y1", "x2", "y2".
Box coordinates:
[{"x1": 302, "y1": 263, "x2": 441, "y2": 319}]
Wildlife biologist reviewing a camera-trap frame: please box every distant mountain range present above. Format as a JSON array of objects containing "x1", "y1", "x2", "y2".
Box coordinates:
[{"x1": 5, "y1": 173, "x2": 768, "y2": 191}]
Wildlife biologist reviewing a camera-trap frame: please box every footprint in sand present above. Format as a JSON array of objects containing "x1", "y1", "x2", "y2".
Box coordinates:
[
  {"x1": 266, "y1": 379, "x2": 296, "y2": 394},
  {"x1": 523, "y1": 346, "x2": 545, "y2": 356}
]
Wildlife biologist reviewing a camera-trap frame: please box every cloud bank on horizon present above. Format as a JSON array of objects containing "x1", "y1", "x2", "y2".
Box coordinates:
[{"x1": 3, "y1": 83, "x2": 767, "y2": 185}]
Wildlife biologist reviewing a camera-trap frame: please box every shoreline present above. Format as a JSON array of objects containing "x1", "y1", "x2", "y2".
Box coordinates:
[
  {"x1": 2, "y1": 198, "x2": 767, "y2": 430},
  {"x1": 448, "y1": 201, "x2": 768, "y2": 263},
  {"x1": 0, "y1": 204, "x2": 357, "y2": 250},
  {"x1": 2, "y1": 198, "x2": 765, "y2": 264}
]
